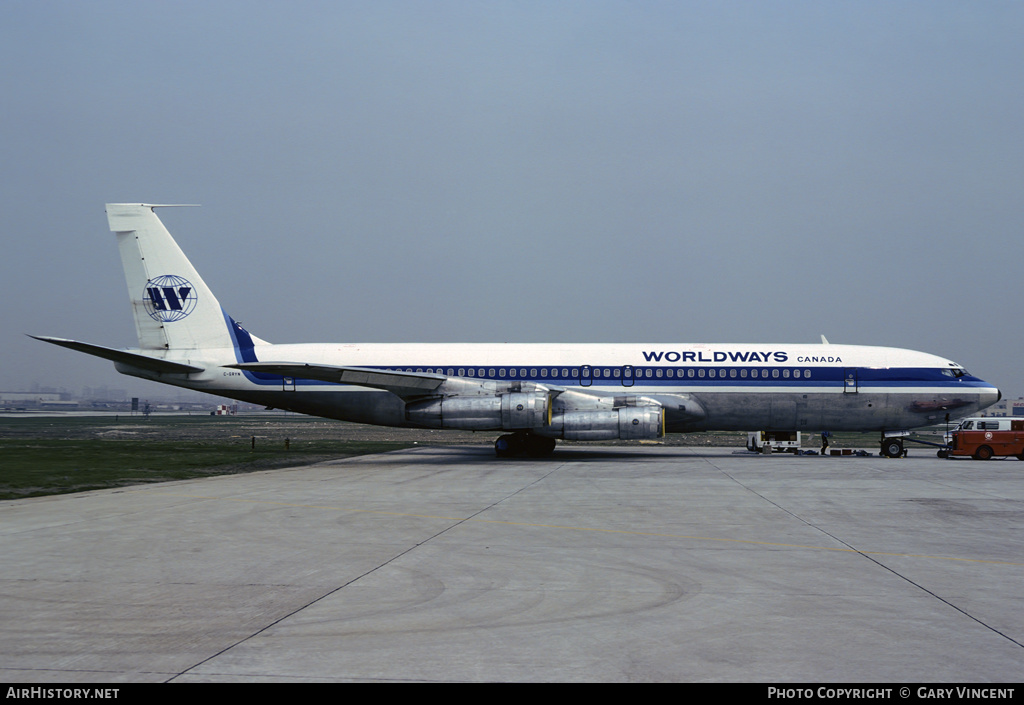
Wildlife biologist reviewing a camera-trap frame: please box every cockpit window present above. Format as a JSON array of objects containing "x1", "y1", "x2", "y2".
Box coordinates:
[{"x1": 943, "y1": 367, "x2": 968, "y2": 378}]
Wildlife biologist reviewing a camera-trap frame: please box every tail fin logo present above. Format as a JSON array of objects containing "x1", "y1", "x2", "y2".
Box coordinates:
[{"x1": 143, "y1": 275, "x2": 197, "y2": 322}]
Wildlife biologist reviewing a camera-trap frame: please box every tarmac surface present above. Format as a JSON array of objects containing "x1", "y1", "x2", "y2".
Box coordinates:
[{"x1": 2, "y1": 444, "x2": 1023, "y2": 683}]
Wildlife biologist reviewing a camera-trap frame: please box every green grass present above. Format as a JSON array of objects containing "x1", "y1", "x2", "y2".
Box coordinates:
[
  {"x1": 0, "y1": 434, "x2": 412, "y2": 499},
  {"x1": 0, "y1": 413, "x2": 953, "y2": 499}
]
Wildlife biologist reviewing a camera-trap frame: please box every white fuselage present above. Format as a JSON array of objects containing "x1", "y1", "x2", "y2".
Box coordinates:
[{"x1": 118, "y1": 341, "x2": 1000, "y2": 433}]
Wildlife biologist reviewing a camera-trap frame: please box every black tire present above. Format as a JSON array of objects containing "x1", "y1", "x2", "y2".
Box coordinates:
[
  {"x1": 525, "y1": 435, "x2": 557, "y2": 457},
  {"x1": 496, "y1": 433, "x2": 541, "y2": 458},
  {"x1": 973, "y1": 445, "x2": 994, "y2": 460},
  {"x1": 882, "y1": 439, "x2": 903, "y2": 458},
  {"x1": 495, "y1": 434, "x2": 520, "y2": 457}
]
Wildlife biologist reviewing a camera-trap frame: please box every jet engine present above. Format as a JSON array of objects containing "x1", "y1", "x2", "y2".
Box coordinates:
[
  {"x1": 405, "y1": 390, "x2": 550, "y2": 431},
  {"x1": 540, "y1": 406, "x2": 665, "y2": 441}
]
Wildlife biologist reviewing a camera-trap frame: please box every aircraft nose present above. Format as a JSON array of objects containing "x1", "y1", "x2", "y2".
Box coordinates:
[{"x1": 984, "y1": 386, "x2": 1002, "y2": 409}]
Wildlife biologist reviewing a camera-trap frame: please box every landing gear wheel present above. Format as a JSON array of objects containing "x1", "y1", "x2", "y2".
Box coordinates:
[
  {"x1": 525, "y1": 435, "x2": 556, "y2": 458},
  {"x1": 495, "y1": 432, "x2": 555, "y2": 458},
  {"x1": 881, "y1": 438, "x2": 904, "y2": 458},
  {"x1": 495, "y1": 434, "x2": 523, "y2": 457}
]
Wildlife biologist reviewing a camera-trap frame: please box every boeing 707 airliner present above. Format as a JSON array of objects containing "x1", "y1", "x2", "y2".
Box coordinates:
[{"x1": 33, "y1": 204, "x2": 1001, "y2": 457}]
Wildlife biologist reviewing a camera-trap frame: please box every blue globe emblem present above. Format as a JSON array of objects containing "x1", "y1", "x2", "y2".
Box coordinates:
[{"x1": 143, "y1": 275, "x2": 198, "y2": 322}]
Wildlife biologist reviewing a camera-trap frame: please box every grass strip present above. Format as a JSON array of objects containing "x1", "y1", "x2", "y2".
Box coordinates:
[{"x1": 0, "y1": 438, "x2": 412, "y2": 499}]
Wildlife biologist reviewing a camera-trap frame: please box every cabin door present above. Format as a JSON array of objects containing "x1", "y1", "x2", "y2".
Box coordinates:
[{"x1": 843, "y1": 368, "x2": 858, "y2": 393}]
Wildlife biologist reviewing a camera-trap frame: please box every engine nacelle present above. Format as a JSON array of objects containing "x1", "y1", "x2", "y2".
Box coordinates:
[
  {"x1": 541, "y1": 406, "x2": 665, "y2": 441},
  {"x1": 405, "y1": 391, "x2": 550, "y2": 431}
]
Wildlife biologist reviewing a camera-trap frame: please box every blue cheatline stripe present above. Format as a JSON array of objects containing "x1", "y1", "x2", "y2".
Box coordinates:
[{"x1": 347, "y1": 365, "x2": 984, "y2": 386}]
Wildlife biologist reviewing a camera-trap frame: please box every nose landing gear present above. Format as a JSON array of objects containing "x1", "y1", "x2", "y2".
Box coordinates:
[{"x1": 880, "y1": 436, "x2": 906, "y2": 458}]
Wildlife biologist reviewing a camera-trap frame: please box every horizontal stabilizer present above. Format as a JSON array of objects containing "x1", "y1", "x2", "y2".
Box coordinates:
[
  {"x1": 228, "y1": 362, "x2": 446, "y2": 398},
  {"x1": 30, "y1": 336, "x2": 204, "y2": 374}
]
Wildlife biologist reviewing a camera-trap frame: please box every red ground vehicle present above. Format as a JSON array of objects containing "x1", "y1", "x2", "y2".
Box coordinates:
[{"x1": 945, "y1": 418, "x2": 1024, "y2": 460}]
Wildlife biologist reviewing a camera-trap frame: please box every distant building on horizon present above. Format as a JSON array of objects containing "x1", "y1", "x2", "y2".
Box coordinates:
[
  {"x1": 1, "y1": 391, "x2": 66, "y2": 407},
  {"x1": 981, "y1": 396, "x2": 1024, "y2": 418}
]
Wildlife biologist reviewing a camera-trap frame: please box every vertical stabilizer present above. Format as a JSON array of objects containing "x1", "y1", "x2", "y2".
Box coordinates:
[{"x1": 107, "y1": 204, "x2": 233, "y2": 351}]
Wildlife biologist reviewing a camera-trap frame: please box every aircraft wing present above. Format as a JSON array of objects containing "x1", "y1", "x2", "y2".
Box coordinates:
[
  {"x1": 228, "y1": 362, "x2": 447, "y2": 399},
  {"x1": 29, "y1": 336, "x2": 205, "y2": 374}
]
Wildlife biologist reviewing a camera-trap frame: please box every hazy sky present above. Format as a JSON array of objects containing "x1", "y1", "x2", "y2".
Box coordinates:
[{"x1": 2, "y1": 1, "x2": 1022, "y2": 400}]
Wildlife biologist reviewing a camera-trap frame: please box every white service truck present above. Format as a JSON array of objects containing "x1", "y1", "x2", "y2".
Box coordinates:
[{"x1": 746, "y1": 431, "x2": 801, "y2": 453}]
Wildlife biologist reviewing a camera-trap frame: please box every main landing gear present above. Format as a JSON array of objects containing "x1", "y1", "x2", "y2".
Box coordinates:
[{"x1": 495, "y1": 431, "x2": 557, "y2": 458}]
